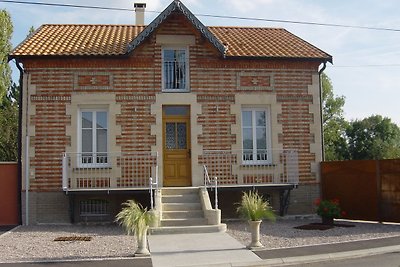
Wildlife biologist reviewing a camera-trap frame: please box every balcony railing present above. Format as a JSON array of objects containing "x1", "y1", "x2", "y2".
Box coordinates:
[
  {"x1": 62, "y1": 152, "x2": 158, "y2": 191},
  {"x1": 201, "y1": 149, "x2": 299, "y2": 186},
  {"x1": 163, "y1": 60, "x2": 188, "y2": 91}
]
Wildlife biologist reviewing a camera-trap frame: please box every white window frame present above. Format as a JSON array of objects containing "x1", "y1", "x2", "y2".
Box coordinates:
[
  {"x1": 162, "y1": 47, "x2": 189, "y2": 92},
  {"x1": 78, "y1": 109, "x2": 109, "y2": 167},
  {"x1": 241, "y1": 107, "x2": 272, "y2": 165}
]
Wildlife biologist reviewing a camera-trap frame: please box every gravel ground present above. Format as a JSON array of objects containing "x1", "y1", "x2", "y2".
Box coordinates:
[
  {"x1": 226, "y1": 219, "x2": 400, "y2": 249},
  {"x1": 1, "y1": 219, "x2": 400, "y2": 263}
]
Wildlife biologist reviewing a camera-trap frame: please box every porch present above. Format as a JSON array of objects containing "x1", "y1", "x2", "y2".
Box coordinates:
[
  {"x1": 62, "y1": 149, "x2": 299, "y2": 192},
  {"x1": 62, "y1": 150, "x2": 299, "y2": 218}
]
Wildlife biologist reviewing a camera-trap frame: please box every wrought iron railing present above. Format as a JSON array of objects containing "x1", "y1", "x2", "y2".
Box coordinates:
[
  {"x1": 163, "y1": 60, "x2": 188, "y2": 91},
  {"x1": 201, "y1": 149, "x2": 299, "y2": 186},
  {"x1": 62, "y1": 152, "x2": 158, "y2": 191}
]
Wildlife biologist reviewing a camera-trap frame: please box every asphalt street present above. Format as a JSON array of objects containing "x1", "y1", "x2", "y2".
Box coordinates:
[
  {"x1": 0, "y1": 258, "x2": 152, "y2": 267},
  {"x1": 287, "y1": 251, "x2": 400, "y2": 267}
]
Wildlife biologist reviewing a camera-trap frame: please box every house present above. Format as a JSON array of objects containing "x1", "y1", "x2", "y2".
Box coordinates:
[{"x1": 10, "y1": 0, "x2": 332, "y2": 224}]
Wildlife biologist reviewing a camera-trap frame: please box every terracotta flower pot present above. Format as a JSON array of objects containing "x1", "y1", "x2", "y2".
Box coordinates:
[{"x1": 248, "y1": 220, "x2": 263, "y2": 249}]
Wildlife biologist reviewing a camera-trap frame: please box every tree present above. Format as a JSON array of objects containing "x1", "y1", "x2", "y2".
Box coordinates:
[
  {"x1": 321, "y1": 73, "x2": 348, "y2": 160},
  {"x1": 0, "y1": 83, "x2": 19, "y2": 161},
  {"x1": 0, "y1": 10, "x2": 15, "y2": 161},
  {"x1": 346, "y1": 115, "x2": 400, "y2": 160},
  {"x1": 0, "y1": 10, "x2": 13, "y2": 100}
]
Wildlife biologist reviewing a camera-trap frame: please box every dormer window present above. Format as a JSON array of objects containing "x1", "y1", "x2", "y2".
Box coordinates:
[{"x1": 162, "y1": 48, "x2": 189, "y2": 92}]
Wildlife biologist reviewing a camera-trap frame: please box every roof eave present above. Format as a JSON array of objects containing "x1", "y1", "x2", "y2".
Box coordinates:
[
  {"x1": 225, "y1": 55, "x2": 333, "y2": 63},
  {"x1": 126, "y1": 0, "x2": 226, "y2": 56}
]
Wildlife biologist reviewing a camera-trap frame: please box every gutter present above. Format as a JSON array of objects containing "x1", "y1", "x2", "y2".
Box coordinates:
[{"x1": 318, "y1": 62, "x2": 327, "y2": 161}]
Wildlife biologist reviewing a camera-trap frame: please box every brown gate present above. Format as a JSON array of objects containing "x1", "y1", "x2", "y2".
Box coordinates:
[
  {"x1": 0, "y1": 162, "x2": 19, "y2": 225},
  {"x1": 321, "y1": 159, "x2": 400, "y2": 223}
]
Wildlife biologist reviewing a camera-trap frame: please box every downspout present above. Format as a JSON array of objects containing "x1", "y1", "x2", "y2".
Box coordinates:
[
  {"x1": 15, "y1": 59, "x2": 24, "y2": 225},
  {"x1": 14, "y1": 59, "x2": 29, "y2": 225},
  {"x1": 318, "y1": 62, "x2": 327, "y2": 161}
]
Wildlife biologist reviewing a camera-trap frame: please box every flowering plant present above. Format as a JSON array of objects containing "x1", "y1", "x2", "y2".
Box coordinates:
[{"x1": 314, "y1": 198, "x2": 345, "y2": 218}]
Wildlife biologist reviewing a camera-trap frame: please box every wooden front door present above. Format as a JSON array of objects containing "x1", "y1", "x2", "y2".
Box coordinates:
[{"x1": 163, "y1": 106, "x2": 191, "y2": 186}]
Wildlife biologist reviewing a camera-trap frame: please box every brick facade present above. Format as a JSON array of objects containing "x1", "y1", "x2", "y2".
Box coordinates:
[{"x1": 19, "y1": 12, "x2": 324, "y2": 223}]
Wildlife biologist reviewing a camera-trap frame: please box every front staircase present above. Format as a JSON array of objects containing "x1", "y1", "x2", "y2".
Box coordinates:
[{"x1": 149, "y1": 187, "x2": 226, "y2": 234}]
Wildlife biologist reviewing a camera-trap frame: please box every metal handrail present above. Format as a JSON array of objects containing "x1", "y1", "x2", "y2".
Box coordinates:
[
  {"x1": 203, "y1": 165, "x2": 218, "y2": 210},
  {"x1": 149, "y1": 163, "x2": 159, "y2": 210}
]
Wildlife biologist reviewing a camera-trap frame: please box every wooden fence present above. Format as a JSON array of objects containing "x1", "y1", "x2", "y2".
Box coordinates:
[
  {"x1": 0, "y1": 162, "x2": 19, "y2": 225},
  {"x1": 321, "y1": 159, "x2": 400, "y2": 222}
]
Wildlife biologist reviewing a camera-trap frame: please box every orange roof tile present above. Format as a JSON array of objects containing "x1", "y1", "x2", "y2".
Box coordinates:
[
  {"x1": 209, "y1": 26, "x2": 331, "y2": 60},
  {"x1": 11, "y1": 24, "x2": 331, "y2": 62}
]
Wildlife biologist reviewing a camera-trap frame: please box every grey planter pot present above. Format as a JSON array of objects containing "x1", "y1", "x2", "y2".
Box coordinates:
[
  {"x1": 247, "y1": 220, "x2": 263, "y2": 249},
  {"x1": 134, "y1": 227, "x2": 150, "y2": 257}
]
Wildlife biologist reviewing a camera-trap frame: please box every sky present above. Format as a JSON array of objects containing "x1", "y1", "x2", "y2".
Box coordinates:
[{"x1": 3, "y1": 0, "x2": 400, "y2": 125}]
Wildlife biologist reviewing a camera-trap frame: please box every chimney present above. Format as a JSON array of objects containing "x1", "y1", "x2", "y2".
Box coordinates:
[{"x1": 134, "y1": 3, "x2": 146, "y2": 25}]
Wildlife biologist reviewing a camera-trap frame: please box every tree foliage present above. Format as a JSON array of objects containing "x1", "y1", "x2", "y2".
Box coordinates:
[
  {"x1": 0, "y1": 82, "x2": 19, "y2": 161},
  {"x1": 346, "y1": 115, "x2": 400, "y2": 160},
  {"x1": 0, "y1": 9, "x2": 16, "y2": 161},
  {"x1": 322, "y1": 72, "x2": 400, "y2": 161},
  {"x1": 322, "y1": 73, "x2": 348, "y2": 161},
  {"x1": 0, "y1": 10, "x2": 13, "y2": 100}
]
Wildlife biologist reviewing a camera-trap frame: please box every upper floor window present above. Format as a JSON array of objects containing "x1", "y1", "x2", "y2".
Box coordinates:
[
  {"x1": 162, "y1": 48, "x2": 189, "y2": 92},
  {"x1": 79, "y1": 110, "x2": 108, "y2": 166},
  {"x1": 242, "y1": 108, "x2": 272, "y2": 164}
]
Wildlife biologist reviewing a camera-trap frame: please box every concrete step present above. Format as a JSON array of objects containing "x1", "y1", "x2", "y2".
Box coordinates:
[
  {"x1": 161, "y1": 218, "x2": 208, "y2": 227},
  {"x1": 149, "y1": 224, "x2": 227, "y2": 235},
  {"x1": 161, "y1": 187, "x2": 199, "y2": 196},
  {"x1": 162, "y1": 202, "x2": 202, "y2": 211},
  {"x1": 162, "y1": 210, "x2": 204, "y2": 219},
  {"x1": 162, "y1": 194, "x2": 200, "y2": 203}
]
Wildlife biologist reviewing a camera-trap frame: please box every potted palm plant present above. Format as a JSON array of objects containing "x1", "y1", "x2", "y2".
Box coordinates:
[
  {"x1": 237, "y1": 191, "x2": 276, "y2": 249},
  {"x1": 115, "y1": 200, "x2": 154, "y2": 256}
]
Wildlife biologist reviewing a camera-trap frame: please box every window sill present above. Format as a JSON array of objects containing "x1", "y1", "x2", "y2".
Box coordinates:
[
  {"x1": 162, "y1": 89, "x2": 191, "y2": 93},
  {"x1": 240, "y1": 163, "x2": 276, "y2": 167},
  {"x1": 73, "y1": 166, "x2": 112, "y2": 171}
]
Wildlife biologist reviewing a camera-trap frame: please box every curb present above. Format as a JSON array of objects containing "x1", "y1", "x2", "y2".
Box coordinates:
[
  {"x1": 0, "y1": 225, "x2": 20, "y2": 239},
  {"x1": 0, "y1": 256, "x2": 149, "y2": 265},
  {"x1": 237, "y1": 244, "x2": 400, "y2": 266}
]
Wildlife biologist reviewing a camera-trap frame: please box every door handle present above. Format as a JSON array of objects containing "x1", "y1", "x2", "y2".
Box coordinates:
[{"x1": 188, "y1": 149, "x2": 191, "y2": 159}]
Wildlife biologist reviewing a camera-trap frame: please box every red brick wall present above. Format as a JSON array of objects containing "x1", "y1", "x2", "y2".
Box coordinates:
[{"x1": 22, "y1": 13, "x2": 321, "y2": 192}]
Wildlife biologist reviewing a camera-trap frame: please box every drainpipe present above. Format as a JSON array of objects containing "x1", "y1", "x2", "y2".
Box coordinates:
[
  {"x1": 318, "y1": 62, "x2": 327, "y2": 161},
  {"x1": 15, "y1": 59, "x2": 24, "y2": 225}
]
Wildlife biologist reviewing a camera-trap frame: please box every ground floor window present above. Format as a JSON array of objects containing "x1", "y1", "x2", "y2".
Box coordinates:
[
  {"x1": 79, "y1": 109, "x2": 108, "y2": 166},
  {"x1": 241, "y1": 107, "x2": 271, "y2": 164}
]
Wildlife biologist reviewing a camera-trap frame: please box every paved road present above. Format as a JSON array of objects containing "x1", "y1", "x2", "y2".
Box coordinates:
[
  {"x1": 287, "y1": 252, "x2": 400, "y2": 267},
  {"x1": 0, "y1": 258, "x2": 152, "y2": 267}
]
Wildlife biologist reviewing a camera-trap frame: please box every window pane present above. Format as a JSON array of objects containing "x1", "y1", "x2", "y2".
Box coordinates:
[
  {"x1": 164, "y1": 106, "x2": 189, "y2": 116},
  {"x1": 82, "y1": 112, "x2": 92, "y2": 128},
  {"x1": 242, "y1": 111, "x2": 252, "y2": 127},
  {"x1": 164, "y1": 49, "x2": 175, "y2": 61},
  {"x1": 163, "y1": 49, "x2": 187, "y2": 90},
  {"x1": 82, "y1": 129, "x2": 92, "y2": 153},
  {"x1": 242, "y1": 128, "x2": 253, "y2": 150},
  {"x1": 166, "y1": 123, "x2": 176, "y2": 149},
  {"x1": 256, "y1": 111, "x2": 266, "y2": 127},
  {"x1": 177, "y1": 123, "x2": 187, "y2": 149},
  {"x1": 97, "y1": 129, "x2": 107, "y2": 153},
  {"x1": 97, "y1": 112, "x2": 107, "y2": 129},
  {"x1": 256, "y1": 128, "x2": 267, "y2": 149}
]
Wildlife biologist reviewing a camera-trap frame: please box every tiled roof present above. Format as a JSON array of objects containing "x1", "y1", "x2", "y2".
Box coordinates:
[
  {"x1": 209, "y1": 26, "x2": 331, "y2": 61},
  {"x1": 11, "y1": 24, "x2": 331, "y2": 62},
  {"x1": 12, "y1": 24, "x2": 146, "y2": 57}
]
